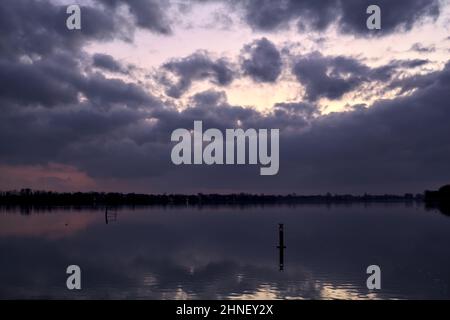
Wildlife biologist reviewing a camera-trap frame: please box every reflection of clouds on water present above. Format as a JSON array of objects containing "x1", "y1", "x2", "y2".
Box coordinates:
[
  {"x1": 319, "y1": 284, "x2": 380, "y2": 300},
  {"x1": 0, "y1": 211, "x2": 100, "y2": 239},
  {"x1": 129, "y1": 257, "x2": 319, "y2": 299},
  {"x1": 0, "y1": 204, "x2": 450, "y2": 299}
]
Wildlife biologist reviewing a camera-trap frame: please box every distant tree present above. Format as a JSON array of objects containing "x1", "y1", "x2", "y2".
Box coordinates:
[{"x1": 438, "y1": 185, "x2": 450, "y2": 196}]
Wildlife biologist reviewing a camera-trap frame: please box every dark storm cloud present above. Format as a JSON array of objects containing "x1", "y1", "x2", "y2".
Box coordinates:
[
  {"x1": 0, "y1": 0, "x2": 174, "y2": 63},
  {"x1": 97, "y1": 0, "x2": 172, "y2": 34},
  {"x1": 0, "y1": 0, "x2": 168, "y2": 179},
  {"x1": 160, "y1": 52, "x2": 235, "y2": 98},
  {"x1": 241, "y1": 38, "x2": 282, "y2": 83},
  {"x1": 150, "y1": 90, "x2": 265, "y2": 136},
  {"x1": 0, "y1": 0, "x2": 158, "y2": 109},
  {"x1": 0, "y1": 57, "x2": 79, "y2": 107},
  {"x1": 0, "y1": 84, "x2": 309, "y2": 181},
  {"x1": 152, "y1": 61, "x2": 450, "y2": 194},
  {"x1": 293, "y1": 53, "x2": 362, "y2": 101},
  {"x1": 2, "y1": 61, "x2": 450, "y2": 193},
  {"x1": 387, "y1": 68, "x2": 440, "y2": 94},
  {"x1": 0, "y1": 0, "x2": 133, "y2": 59},
  {"x1": 190, "y1": 90, "x2": 228, "y2": 108},
  {"x1": 232, "y1": 0, "x2": 336, "y2": 32},
  {"x1": 0, "y1": 0, "x2": 153, "y2": 108},
  {"x1": 291, "y1": 52, "x2": 400, "y2": 101},
  {"x1": 61, "y1": 87, "x2": 317, "y2": 181},
  {"x1": 338, "y1": 0, "x2": 440, "y2": 35},
  {"x1": 76, "y1": 73, "x2": 156, "y2": 107},
  {"x1": 229, "y1": 0, "x2": 440, "y2": 36},
  {"x1": 273, "y1": 102, "x2": 317, "y2": 119},
  {"x1": 0, "y1": 52, "x2": 160, "y2": 171},
  {"x1": 92, "y1": 53, "x2": 128, "y2": 74},
  {"x1": 281, "y1": 61, "x2": 450, "y2": 193},
  {"x1": 0, "y1": 51, "x2": 157, "y2": 109},
  {"x1": 0, "y1": 102, "x2": 144, "y2": 165}
]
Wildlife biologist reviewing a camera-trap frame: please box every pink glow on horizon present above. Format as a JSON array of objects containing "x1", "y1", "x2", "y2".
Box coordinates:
[{"x1": 0, "y1": 163, "x2": 96, "y2": 192}]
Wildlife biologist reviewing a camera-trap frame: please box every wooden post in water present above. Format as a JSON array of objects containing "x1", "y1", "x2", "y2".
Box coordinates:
[{"x1": 277, "y1": 223, "x2": 286, "y2": 271}]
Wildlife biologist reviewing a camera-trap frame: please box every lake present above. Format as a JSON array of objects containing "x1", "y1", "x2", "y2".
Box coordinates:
[{"x1": 0, "y1": 203, "x2": 449, "y2": 299}]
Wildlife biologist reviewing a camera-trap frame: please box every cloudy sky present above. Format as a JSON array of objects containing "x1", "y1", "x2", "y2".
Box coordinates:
[{"x1": 1, "y1": 0, "x2": 450, "y2": 194}]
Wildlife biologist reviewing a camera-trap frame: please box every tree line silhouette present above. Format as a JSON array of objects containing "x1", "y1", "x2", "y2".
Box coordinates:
[
  {"x1": 424, "y1": 185, "x2": 450, "y2": 216},
  {"x1": 0, "y1": 188, "x2": 427, "y2": 207}
]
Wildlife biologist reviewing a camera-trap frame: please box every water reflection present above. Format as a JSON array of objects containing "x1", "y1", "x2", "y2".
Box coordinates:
[
  {"x1": 105, "y1": 208, "x2": 117, "y2": 225},
  {"x1": 0, "y1": 203, "x2": 449, "y2": 299}
]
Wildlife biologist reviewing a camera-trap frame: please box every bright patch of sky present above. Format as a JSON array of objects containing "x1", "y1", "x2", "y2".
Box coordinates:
[{"x1": 85, "y1": 0, "x2": 450, "y2": 113}]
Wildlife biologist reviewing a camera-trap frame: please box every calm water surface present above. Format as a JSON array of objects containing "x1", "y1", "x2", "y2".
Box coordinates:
[{"x1": 1, "y1": 203, "x2": 449, "y2": 299}]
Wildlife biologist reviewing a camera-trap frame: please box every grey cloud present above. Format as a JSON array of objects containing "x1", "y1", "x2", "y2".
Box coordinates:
[
  {"x1": 122, "y1": 62, "x2": 450, "y2": 193},
  {"x1": 0, "y1": 0, "x2": 157, "y2": 110},
  {"x1": 410, "y1": 43, "x2": 436, "y2": 53},
  {"x1": 0, "y1": 0, "x2": 132, "y2": 60},
  {"x1": 190, "y1": 90, "x2": 228, "y2": 108},
  {"x1": 273, "y1": 102, "x2": 317, "y2": 119},
  {"x1": 292, "y1": 53, "x2": 362, "y2": 101},
  {"x1": 0, "y1": 102, "x2": 149, "y2": 166},
  {"x1": 388, "y1": 68, "x2": 441, "y2": 94},
  {"x1": 159, "y1": 61, "x2": 450, "y2": 194},
  {"x1": 291, "y1": 53, "x2": 421, "y2": 101},
  {"x1": 0, "y1": 52, "x2": 157, "y2": 109},
  {"x1": 0, "y1": 55, "x2": 80, "y2": 107},
  {"x1": 282, "y1": 62, "x2": 450, "y2": 193},
  {"x1": 390, "y1": 59, "x2": 429, "y2": 69},
  {"x1": 236, "y1": 0, "x2": 337, "y2": 32},
  {"x1": 93, "y1": 53, "x2": 129, "y2": 74},
  {"x1": 76, "y1": 73, "x2": 156, "y2": 107},
  {"x1": 64, "y1": 139, "x2": 169, "y2": 179},
  {"x1": 0, "y1": 85, "x2": 310, "y2": 181},
  {"x1": 228, "y1": 0, "x2": 440, "y2": 36},
  {"x1": 160, "y1": 52, "x2": 235, "y2": 98},
  {"x1": 241, "y1": 37, "x2": 282, "y2": 83},
  {"x1": 0, "y1": 0, "x2": 156, "y2": 109},
  {"x1": 97, "y1": 0, "x2": 172, "y2": 34},
  {"x1": 2, "y1": 62, "x2": 450, "y2": 193},
  {"x1": 339, "y1": 0, "x2": 440, "y2": 35},
  {"x1": 292, "y1": 52, "x2": 369, "y2": 101}
]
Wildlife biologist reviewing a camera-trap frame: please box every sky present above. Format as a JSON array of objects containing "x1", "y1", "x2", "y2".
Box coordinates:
[{"x1": 1, "y1": 0, "x2": 450, "y2": 194}]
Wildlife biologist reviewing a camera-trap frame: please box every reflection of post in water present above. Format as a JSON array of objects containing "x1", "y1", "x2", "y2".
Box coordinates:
[
  {"x1": 105, "y1": 207, "x2": 117, "y2": 224},
  {"x1": 277, "y1": 223, "x2": 286, "y2": 271}
]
